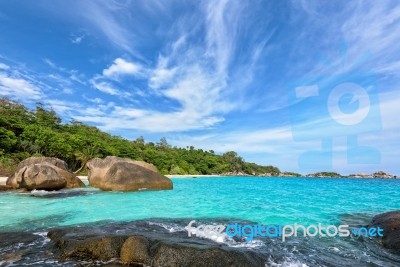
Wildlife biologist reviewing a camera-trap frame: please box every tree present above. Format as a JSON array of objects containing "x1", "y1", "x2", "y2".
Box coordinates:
[
  {"x1": 0, "y1": 127, "x2": 17, "y2": 152},
  {"x1": 74, "y1": 146, "x2": 102, "y2": 174}
]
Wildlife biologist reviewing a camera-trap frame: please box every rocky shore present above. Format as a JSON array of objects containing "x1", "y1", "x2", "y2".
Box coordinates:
[{"x1": 47, "y1": 225, "x2": 264, "y2": 267}]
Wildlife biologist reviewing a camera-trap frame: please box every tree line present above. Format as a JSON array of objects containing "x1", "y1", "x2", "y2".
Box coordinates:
[{"x1": 0, "y1": 98, "x2": 280, "y2": 176}]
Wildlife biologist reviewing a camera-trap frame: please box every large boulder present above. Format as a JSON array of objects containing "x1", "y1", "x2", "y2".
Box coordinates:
[
  {"x1": 369, "y1": 210, "x2": 400, "y2": 251},
  {"x1": 6, "y1": 157, "x2": 84, "y2": 190},
  {"x1": 14, "y1": 157, "x2": 68, "y2": 171},
  {"x1": 8, "y1": 164, "x2": 67, "y2": 190},
  {"x1": 87, "y1": 156, "x2": 173, "y2": 191}
]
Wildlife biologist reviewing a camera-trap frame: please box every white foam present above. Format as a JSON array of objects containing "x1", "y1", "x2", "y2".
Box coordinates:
[
  {"x1": 30, "y1": 189, "x2": 60, "y2": 196},
  {"x1": 267, "y1": 256, "x2": 310, "y2": 267},
  {"x1": 184, "y1": 222, "x2": 265, "y2": 248},
  {"x1": 148, "y1": 222, "x2": 186, "y2": 233}
]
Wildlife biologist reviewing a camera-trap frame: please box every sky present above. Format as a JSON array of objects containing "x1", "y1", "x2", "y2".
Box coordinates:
[{"x1": 0, "y1": 0, "x2": 399, "y2": 175}]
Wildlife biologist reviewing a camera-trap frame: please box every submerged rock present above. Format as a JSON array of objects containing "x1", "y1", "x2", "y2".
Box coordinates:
[
  {"x1": 87, "y1": 156, "x2": 173, "y2": 191},
  {"x1": 6, "y1": 157, "x2": 84, "y2": 190},
  {"x1": 369, "y1": 210, "x2": 400, "y2": 251}
]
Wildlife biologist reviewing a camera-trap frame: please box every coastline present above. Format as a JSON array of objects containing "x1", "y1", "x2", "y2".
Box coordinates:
[
  {"x1": 2, "y1": 175, "x2": 398, "y2": 186},
  {"x1": 166, "y1": 174, "x2": 221, "y2": 178}
]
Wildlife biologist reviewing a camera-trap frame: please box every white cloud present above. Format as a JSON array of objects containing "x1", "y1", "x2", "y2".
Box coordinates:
[
  {"x1": 0, "y1": 73, "x2": 42, "y2": 99},
  {"x1": 70, "y1": 33, "x2": 85, "y2": 44},
  {"x1": 0, "y1": 63, "x2": 9, "y2": 70},
  {"x1": 78, "y1": 1, "x2": 262, "y2": 132},
  {"x1": 149, "y1": 56, "x2": 177, "y2": 89},
  {"x1": 47, "y1": 99, "x2": 81, "y2": 114},
  {"x1": 90, "y1": 79, "x2": 121, "y2": 96},
  {"x1": 103, "y1": 58, "x2": 143, "y2": 79}
]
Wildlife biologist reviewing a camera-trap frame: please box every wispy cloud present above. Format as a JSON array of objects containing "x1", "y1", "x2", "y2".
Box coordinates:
[
  {"x1": 78, "y1": 1, "x2": 136, "y2": 55},
  {"x1": 0, "y1": 62, "x2": 10, "y2": 70},
  {"x1": 0, "y1": 72, "x2": 42, "y2": 100},
  {"x1": 90, "y1": 79, "x2": 122, "y2": 96}
]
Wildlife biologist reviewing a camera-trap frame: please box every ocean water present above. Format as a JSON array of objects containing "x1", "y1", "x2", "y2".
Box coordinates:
[{"x1": 1, "y1": 176, "x2": 400, "y2": 266}]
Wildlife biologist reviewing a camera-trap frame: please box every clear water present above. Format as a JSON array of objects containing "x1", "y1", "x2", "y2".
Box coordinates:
[
  {"x1": 1, "y1": 177, "x2": 400, "y2": 230},
  {"x1": 1, "y1": 177, "x2": 400, "y2": 266}
]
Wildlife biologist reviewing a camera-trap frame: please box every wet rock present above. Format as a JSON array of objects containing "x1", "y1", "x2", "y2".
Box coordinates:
[
  {"x1": 369, "y1": 210, "x2": 400, "y2": 251},
  {"x1": 48, "y1": 227, "x2": 265, "y2": 267}
]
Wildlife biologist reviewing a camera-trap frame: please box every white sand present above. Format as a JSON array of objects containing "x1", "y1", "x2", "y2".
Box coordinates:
[
  {"x1": 0, "y1": 177, "x2": 7, "y2": 185},
  {"x1": 166, "y1": 175, "x2": 221, "y2": 178},
  {"x1": 77, "y1": 176, "x2": 88, "y2": 180}
]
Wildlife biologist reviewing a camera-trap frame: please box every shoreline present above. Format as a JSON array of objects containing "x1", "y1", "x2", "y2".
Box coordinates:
[
  {"x1": 2, "y1": 175, "x2": 398, "y2": 186},
  {"x1": 165, "y1": 174, "x2": 221, "y2": 178}
]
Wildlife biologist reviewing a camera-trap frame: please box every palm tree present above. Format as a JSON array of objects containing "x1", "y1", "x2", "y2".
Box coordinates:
[{"x1": 74, "y1": 146, "x2": 102, "y2": 174}]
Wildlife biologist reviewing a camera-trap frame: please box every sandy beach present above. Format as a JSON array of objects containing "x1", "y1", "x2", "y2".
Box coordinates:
[{"x1": 166, "y1": 174, "x2": 221, "y2": 178}]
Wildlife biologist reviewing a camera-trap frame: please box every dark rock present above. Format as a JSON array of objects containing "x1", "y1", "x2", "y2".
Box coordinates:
[
  {"x1": 150, "y1": 241, "x2": 263, "y2": 267},
  {"x1": 60, "y1": 236, "x2": 127, "y2": 261},
  {"x1": 48, "y1": 228, "x2": 264, "y2": 267},
  {"x1": 369, "y1": 210, "x2": 400, "y2": 251},
  {"x1": 87, "y1": 156, "x2": 172, "y2": 191}
]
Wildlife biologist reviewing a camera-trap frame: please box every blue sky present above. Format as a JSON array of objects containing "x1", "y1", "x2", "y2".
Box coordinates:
[{"x1": 0, "y1": 0, "x2": 399, "y2": 175}]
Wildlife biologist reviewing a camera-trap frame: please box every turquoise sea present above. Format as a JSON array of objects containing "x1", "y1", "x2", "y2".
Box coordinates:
[{"x1": 1, "y1": 176, "x2": 400, "y2": 266}]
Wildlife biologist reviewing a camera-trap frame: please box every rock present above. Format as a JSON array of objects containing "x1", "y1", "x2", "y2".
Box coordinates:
[
  {"x1": 14, "y1": 157, "x2": 68, "y2": 171},
  {"x1": 59, "y1": 236, "x2": 127, "y2": 261},
  {"x1": 48, "y1": 229, "x2": 264, "y2": 267},
  {"x1": 150, "y1": 242, "x2": 262, "y2": 267},
  {"x1": 8, "y1": 164, "x2": 67, "y2": 190},
  {"x1": 7, "y1": 157, "x2": 84, "y2": 190},
  {"x1": 372, "y1": 171, "x2": 396, "y2": 179},
  {"x1": 348, "y1": 171, "x2": 397, "y2": 179},
  {"x1": 52, "y1": 166, "x2": 85, "y2": 188},
  {"x1": 87, "y1": 156, "x2": 172, "y2": 191},
  {"x1": 369, "y1": 210, "x2": 400, "y2": 251},
  {"x1": 132, "y1": 160, "x2": 159, "y2": 173},
  {"x1": 120, "y1": 236, "x2": 151, "y2": 264}
]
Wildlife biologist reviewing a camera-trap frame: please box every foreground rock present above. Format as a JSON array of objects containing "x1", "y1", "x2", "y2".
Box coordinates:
[
  {"x1": 87, "y1": 156, "x2": 173, "y2": 191},
  {"x1": 369, "y1": 210, "x2": 400, "y2": 251},
  {"x1": 6, "y1": 157, "x2": 84, "y2": 190},
  {"x1": 48, "y1": 229, "x2": 264, "y2": 267}
]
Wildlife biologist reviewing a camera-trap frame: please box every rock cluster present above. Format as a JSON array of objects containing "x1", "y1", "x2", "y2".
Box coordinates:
[
  {"x1": 349, "y1": 171, "x2": 397, "y2": 179},
  {"x1": 48, "y1": 229, "x2": 264, "y2": 267}
]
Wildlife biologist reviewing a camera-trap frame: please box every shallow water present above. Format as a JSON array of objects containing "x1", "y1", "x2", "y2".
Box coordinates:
[{"x1": 1, "y1": 177, "x2": 400, "y2": 266}]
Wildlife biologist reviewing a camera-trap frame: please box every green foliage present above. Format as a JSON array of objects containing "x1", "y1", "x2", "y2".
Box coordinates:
[
  {"x1": 0, "y1": 98, "x2": 280, "y2": 175},
  {"x1": 280, "y1": 171, "x2": 302, "y2": 177},
  {"x1": 308, "y1": 172, "x2": 342, "y2": 177}
]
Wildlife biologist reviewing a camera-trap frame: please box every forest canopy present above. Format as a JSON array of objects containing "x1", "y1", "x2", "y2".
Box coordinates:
[{"x1": 0, "y1": 98, "x2": 280, "y2": 176}]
